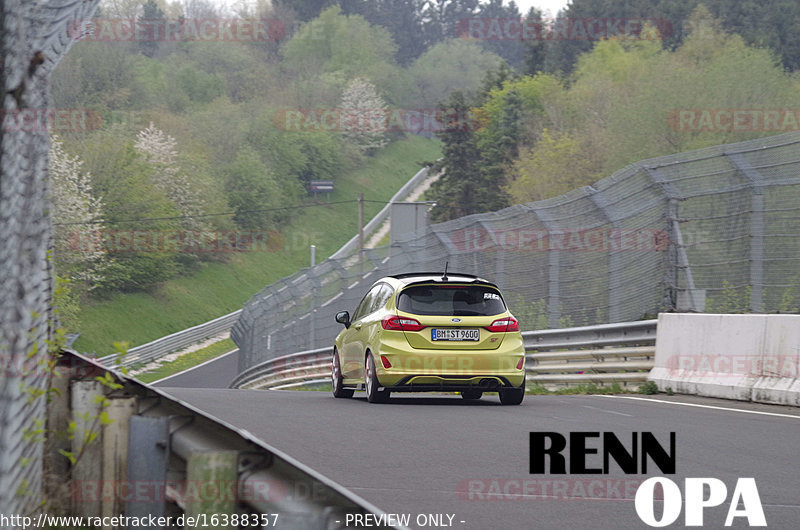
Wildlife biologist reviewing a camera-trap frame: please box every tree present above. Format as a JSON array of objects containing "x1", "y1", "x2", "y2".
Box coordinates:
[
  {"x1": 502, "y1": 6, "x2": 799, "y2": 204},
  {"x1": 405, "y1": 39, "x2": 504, "y2": 108},
  {"x1": 247, "y1": 109, "x2": 342, "y2": 193},
  {"x1": 224, "y1": 145, "x2": 285, "y2": 230},
  {"x1": 422, "y1": 0, "x2": 480, "y2": 45},
  {"x1": 135, "y1": 123, "x2": 207, "y2": 230},
  {"x1": 340, "y1": 78, "x2": 388, "y2": 154},
  {"x1": 428, "y1": 91, "x2": 508, "y2": 222},
  {"x1": 167, "y1": 63, "x2": 226, "y2": 111},
  {"x1": 474, "y1": 0, "x2": 525, "y2": 69},
  {"x1": 275, "y1": 0, "x2": 336, "y2": 21},
  {"x1": 477, "y1": 87, "x2": 522, "y2": 186},
  {"x1": 341, "y1": 0, "x2": 428, "y2": 65},
  {"x1": 49, "y1": 137, "x2": 109, "y2": 289},
  {"x1": 81, "y1": 130, "x2": 183, "y2": 292},
  {"x1": 506, "y1": 129, "x2": 600, "y2": 203},
  {"x1": 138, "y1": 0, "x2": 165, "y2": 58},
  {"x1": 522, "y1": 6, "x2": 547, "y2": 75},
  {"x1": 476, "y1": 61, "x2": 517, "y2": 104},
  {"x1": 181, "y1": 0, "x2": 221, "y2": 18},
  {"x1": 279, "y1": 6, "x2": 404, "y2": 106},
  {"x1": 281, "y1": 6, "x2": 398, "y2": 87},
  {"x1": 544, "y1": 0, "x2": 800, "y2": 74}
]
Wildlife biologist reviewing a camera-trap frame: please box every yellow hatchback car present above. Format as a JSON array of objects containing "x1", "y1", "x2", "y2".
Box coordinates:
[{"x1": 332, "y1": 272, "x2": 526, "y2": 404}]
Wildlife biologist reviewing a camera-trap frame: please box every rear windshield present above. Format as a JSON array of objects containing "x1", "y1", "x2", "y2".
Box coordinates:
[{"x1": 397, "y1": 284, "x2": 507, "y2": 316}]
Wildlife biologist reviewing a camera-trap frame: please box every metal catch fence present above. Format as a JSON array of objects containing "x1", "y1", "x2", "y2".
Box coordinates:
[{"x1": 0, "y1": 0, "x2": 102, "y2": 515}]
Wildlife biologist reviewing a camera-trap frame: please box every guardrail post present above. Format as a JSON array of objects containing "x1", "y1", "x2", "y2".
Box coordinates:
[
  {"x1": 102, "y1": 397, "x2": 137, "y2": 518},
  {"x1": 126, "y1": 416, "x2": 170, "y2": 521},
  {"x1": 71, "y1": 380, "x2": 104, "y2": 518},
  {"x1": 44, "y1": 361, "x2": 76, "y2": 513},
  {"x1": 185, "y1": 451, "x2": 239, "y2": 527}
]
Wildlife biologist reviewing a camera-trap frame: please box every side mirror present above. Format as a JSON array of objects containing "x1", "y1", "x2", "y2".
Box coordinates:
[{"x1": 335, "y1": 311, "x2": 351, "y2": 329}]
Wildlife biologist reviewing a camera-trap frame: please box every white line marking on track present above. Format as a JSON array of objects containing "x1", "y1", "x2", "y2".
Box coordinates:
[
  {"x1": 594, "y1": 395, "x2": 800, "y2": 420},
  {"x1": 581, "y1": 404, "x2": 633, "y2": 417}
]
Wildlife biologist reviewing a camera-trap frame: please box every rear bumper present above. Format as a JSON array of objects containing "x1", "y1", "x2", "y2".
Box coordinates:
[
  {"x1": 382, "y1": 375, "x2": 521, "y2": 392},
  {"x1": 373, "y1": 339, "x2": 526, "y2": 389}
]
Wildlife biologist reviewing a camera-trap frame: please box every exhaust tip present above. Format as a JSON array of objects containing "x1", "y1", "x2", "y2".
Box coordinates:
[{"x1": 479, "y1": 378, "x2": 499, "y2": 389}]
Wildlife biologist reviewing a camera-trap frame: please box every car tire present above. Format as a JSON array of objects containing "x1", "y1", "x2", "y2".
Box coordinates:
[
  {"x1": 365, "y1": 353, "x2": 389, "y2": 403},
  {"x1": 332, "y1": 349, "x2": 354, "y2": 399},
  {"x1": 461, "y1": 389, "x2": 483, "y2": 400},
  {"x1": 499, "y1": 379, "x2": 525, "y2": 405}
]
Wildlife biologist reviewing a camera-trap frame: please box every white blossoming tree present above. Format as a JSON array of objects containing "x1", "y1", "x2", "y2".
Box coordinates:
[
  {"x1": 49, "y1": 136, "x2": 108, "y2": 288},
  {"x1": 134, "y1": 122, "x2": 207, "y2": 230},
  {"x1": 340, "y1": 78, "x2": 388, "y2": 154}
]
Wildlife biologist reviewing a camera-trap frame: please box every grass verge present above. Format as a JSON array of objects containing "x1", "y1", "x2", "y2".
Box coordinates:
[
  {"x1": 526, "y1": 382, "x2": 645, "y2": 395},
  {"x1": 134, "y1": 338, "x2": 236, "y2": 384}
]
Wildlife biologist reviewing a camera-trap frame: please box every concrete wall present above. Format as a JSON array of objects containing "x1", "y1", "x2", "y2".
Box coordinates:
[{"x1": 649, "y1": 313, "x2": 800, "y2": 406}]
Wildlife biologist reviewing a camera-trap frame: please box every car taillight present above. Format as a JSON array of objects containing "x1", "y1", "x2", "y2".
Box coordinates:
[
  {"x1": 381, "y1": 316, "x2": 425, "y2": 332},
  {"x1": 380, "y1": 355, "x2": 392, "y2": 368},
  {"x1": 485, "y1": 317, "x2": 519, "y2": 332}
]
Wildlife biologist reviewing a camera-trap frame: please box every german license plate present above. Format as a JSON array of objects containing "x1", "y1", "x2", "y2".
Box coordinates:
[{"x1": 431, "y1": 328, "x2": 479, "y2": 341}]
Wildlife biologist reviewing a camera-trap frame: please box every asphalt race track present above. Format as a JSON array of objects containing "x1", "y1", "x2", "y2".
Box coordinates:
[
  {"x1": 160, "y1": 381, "x2": 800, "y2": 530},
  {"x1": 152, "y1": 349, "x2": 239, "y2": 388}
]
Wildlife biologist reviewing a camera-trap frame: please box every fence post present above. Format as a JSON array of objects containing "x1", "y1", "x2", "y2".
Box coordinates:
[
  {"x1": 728, "y1": 153, "x2": 765, "y2": 312},
  {"x1": 644, "y1": 166, "x2": 685, "y2": 312},
  {"x1": 530, "y1": 207, "x2": 561, "y2": 327},
  {"x1": 666, "y1": 199, "x2": 680, "y2": 309},
  {"x1": 588, "y1": 186, "x2": 622, "y2": 322}
]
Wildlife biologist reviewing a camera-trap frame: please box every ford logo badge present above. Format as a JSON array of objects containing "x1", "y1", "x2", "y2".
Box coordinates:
[{"x1": 451, "y1": 318, "x2": 461, "y2": 322}]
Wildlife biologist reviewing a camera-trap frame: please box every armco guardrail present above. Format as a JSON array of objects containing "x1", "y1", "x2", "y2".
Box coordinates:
[
  {"x1": 99, "y1": 310, "x2": 242, "y2": 368},
  {"x1": 100, "y1": 166, "x2": 431, "y2": 369},
  {"x1": 232, "y1": 347, "x2": 332, "y2": 390},
  {"x1": 525, "y1": 319, "x2": 657, "y2": 386},
  {"x1": 53, "y1": 350, "x2": 402, "y2": 529},
  {"x1": 231, "y1": 320, "x2": 657, "y2": 390}
]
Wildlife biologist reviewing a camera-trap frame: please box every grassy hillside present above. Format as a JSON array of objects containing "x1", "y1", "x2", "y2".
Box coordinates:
[{"x1": 74, "y1": 136, "x2": 440, "y2": 354}]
